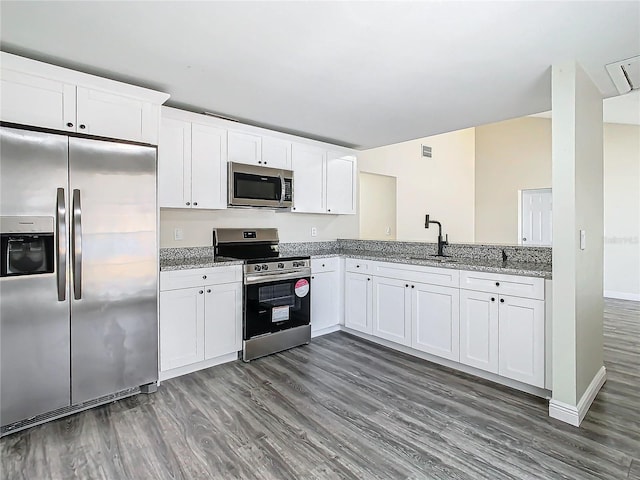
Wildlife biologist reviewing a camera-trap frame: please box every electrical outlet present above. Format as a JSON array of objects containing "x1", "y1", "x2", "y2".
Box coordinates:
[
  {"x1": 174, "y1": 228, "x2": 184, "y2": 241},
  {"x1": 311, "y1": 227, "x2": 318, "y2": 237}
]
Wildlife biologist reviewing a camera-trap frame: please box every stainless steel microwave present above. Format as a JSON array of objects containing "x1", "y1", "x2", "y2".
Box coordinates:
[{"x1": 228, "y1": 162, "x2": 293, "y2": 208}]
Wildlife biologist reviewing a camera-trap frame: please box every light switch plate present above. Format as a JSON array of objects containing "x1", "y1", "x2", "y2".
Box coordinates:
[
  {"x1": 580, "y1": 230, "x2": 586, "y2": 250},
  {"x1": 311, "y1": 227, "x2": 317, "y2": 237}
]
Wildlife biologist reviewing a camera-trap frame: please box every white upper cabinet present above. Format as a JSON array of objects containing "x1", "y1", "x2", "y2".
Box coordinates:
[
  {"x1": 228, "y1": 131, "x2": 262, "y2": 166},
  {"x1": 191, "y1": 123, "x2": 227, "y2": 210},
  {"x1": 75, "y1": 87, "x2": 156, "y2": 143},
  {"x1": 0, "y1": 52, "x2": 169, "y2": 144},
  {"x1": 291, "y1": 143, "x2": 327, "y2": 213},
  {"x1": 158, "y1": 108, "x2": 227, "y2": 210},
  {"x1": 291, "y1": 143, "x2": 357, "y2": 215},
  {"x1": 158, "y1": 116, "x2": 192, "y2": 208},
  {"x1": 262, "y1": 136, "x2": 292, "y2": 169},
  {"x1": 326, "y1": 152, "x2": 357, "y2": 214},
  {"x1": 0, "y1": 69, "x2": 76, "y2": 133}
]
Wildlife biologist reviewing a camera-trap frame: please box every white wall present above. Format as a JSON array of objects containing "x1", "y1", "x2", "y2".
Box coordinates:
[
  {"x1": 551, "y1": 62, "x2": 604, "y2": 412},
  {"x1": 357, "y1": 128, "x2": 476, "y2": 243},
  {"x1": 160, "y1": 208, "x2": 358, "y2": 247},
  {"x1": 604, "y1": 123, "x2": 640, "y2": 300}
]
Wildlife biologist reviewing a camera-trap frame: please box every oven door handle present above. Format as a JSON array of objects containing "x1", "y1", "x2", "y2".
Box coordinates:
[{"x1": 244, "y1": 269, "x2": 311, "y2": 285}]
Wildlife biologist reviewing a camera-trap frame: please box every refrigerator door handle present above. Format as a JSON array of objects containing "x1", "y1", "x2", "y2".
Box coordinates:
[
  {"x1": 56, "y1": 188, "x2": 67, "y2": 301},
  {"x1": 72, "y1": 189, "x2": 82, "y2": 300}
]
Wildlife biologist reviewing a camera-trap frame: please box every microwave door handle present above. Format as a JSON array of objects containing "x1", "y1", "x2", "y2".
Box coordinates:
[
  {"x1": 56, "y1": 187, "x2": 67, "y2": 301},
  {"x1": 72, "y1": 189, "x2": 82, "y2": 300},
  {"x1": 278, "y1": 173, "x2": 285, "y2": 206}
]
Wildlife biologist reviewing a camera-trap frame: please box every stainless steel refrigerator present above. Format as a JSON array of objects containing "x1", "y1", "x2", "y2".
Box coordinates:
[{"x1": 0, "y1": 125, "x2": 158, "y2": 432}]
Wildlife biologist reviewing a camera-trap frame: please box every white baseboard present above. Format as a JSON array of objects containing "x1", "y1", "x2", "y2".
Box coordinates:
[
  {"x1": 159, "y1": 351, "x2": 239, "y2": 382},
  {"x1": 604, "y1": 291, "x2": 640, "y2": 301},
  {"x1": 549, "y1": 365, "x2": 607, "y2": 427},
  {"x1": 311, "y1": 324, "x2": 341, "y2": 338}
]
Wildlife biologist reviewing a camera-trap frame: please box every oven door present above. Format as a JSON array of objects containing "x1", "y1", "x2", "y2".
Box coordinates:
[{"x1": 244, "y1": 273, "x2": 311, "y2": 339}]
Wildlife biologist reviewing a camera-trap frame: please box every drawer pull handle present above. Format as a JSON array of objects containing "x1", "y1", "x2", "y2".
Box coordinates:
[
  {"x1": 405, "y1": 284, "x2": 409, "y2": 287},
  {"x1": 495, "y1": 282, "x2": 500, "y2": 287},
  {"x1": 199, "y1": 290, "x2": 203, "y2": 294},
  {"x1": 322, "y1": 264, "x2": 325, "y2": 267},
  {"x1": 500, "y1": 298, "x2": 505, "y2": 303},
  {"x1": 207, "y1": 289, "x2": 211, "y2": 293},
  {"x1": 203, "y1": 275, "x2": 207, "y2": 279},
  {"x1": 367, "y1": 278, "x2": 370, "y2": 281},
  {"x1": 491, "y1": 297, "x2": 495, "y2": 302},
  {"x1": 411, "y1": 285, "x2": 414, "y2": 288}
]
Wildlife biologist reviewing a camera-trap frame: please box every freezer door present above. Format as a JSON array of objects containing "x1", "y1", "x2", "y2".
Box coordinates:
[
  {"x1": 69, "y1": 137, "x2": 158, "y2": 404},
  {"x1": 0, "y1": 126, "x2": 71, "y2": 426}
]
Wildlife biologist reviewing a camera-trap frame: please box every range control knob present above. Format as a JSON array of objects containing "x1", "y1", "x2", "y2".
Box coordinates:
[
  {"x1": 278, "y1": 263, "x2": 285, "y2": 269},
  {"x1": 254, "y1": 265, "x2": 262, "y2": 271},
  {"x1": 262, "y1": 264, "x2": 269, "y2": 270}
]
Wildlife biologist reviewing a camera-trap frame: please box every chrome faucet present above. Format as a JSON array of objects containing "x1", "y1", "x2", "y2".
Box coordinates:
[{"x1": 425, "y1": 214, "x2": 449, "y2": 256}]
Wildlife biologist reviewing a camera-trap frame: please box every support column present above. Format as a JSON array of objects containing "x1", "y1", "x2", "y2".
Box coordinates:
[{"x1": 549, "y1": 62, "x2": 605, "y2": 426}]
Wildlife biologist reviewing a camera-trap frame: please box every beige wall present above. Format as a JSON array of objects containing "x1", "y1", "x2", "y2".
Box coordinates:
[
  {"x1": 475, "y1": 116, "x2": 640, "y2": 299},
  {"x1": 358, "y1": 128, "x2": 475, "y2": 243},
  {"x1": 359, "y1": 172, "x2": 397, "y2": 240},
  {"x1": 160, "y1": 208, "x2": 358, "y2": 247},
  {"x1": 604, "y1": 123, "x2": 640, "y2": 299},
  {"x1": 551, "y1": 62, "x2": 604, "y2": 408},
  {"x1": 475, "y1": 117, "x2": 552, "y2": 244}
]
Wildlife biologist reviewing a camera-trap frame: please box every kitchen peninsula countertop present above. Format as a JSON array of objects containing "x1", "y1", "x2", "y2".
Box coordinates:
[{"x1": 310, "y1": 249, "x2": 552, "y2": 279}]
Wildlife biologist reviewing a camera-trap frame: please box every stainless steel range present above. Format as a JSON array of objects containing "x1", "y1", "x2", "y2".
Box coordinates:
[{"x1": 213, "y1": 228, "x2": 311, "y2": 361}]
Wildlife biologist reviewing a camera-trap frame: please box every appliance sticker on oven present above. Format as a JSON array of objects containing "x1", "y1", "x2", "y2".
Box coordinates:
[
  {"x1": 294, "y1": 279, "x2": 309, "y2": 298},
  {"x1": 272, "y1": 305, "x2": 290, "y2": 323}
]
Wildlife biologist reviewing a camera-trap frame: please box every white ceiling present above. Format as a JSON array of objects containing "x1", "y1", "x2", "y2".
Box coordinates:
[{"x1": 1, "y1": 1, "x2": 639, "y2": 149}]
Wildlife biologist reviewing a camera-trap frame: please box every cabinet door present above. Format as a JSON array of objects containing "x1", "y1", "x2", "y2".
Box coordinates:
[
  {"x1": 372, "y1": 277, "x2": 411, "y2": 346},
  {"x1": 228, "y1": 130, "x2": 261, "y2": 166},
  {"x1": 459, "y1": 290, "x2": 499, "y2": 373},
  {"x1": 411, "y1": 283, "x2": 460, "y2": 361},
  {"x1": 160, "y1": 287, "x2": 205, "y2": 371},
  {"x1": 1, "y1": 68, "x2": 76, "y2": 132},
  {"x1": 344, "y1": 272, "x2": 372, "y2": 334},
  {"x1": 262, "y1": 136, "x2": 292, "y2": 169},
  {"x1": 76, "y1": 86, "x2": 153, "y2": 143},
  {"x1": 191, "y1": 123, "x2": 227, "y2": 209},
  {"x1": 311, "y1": 271, "x2": 340, "y2": 333},
  {"x1": 158, "y1": 117, "x2": 192, "y2": 208},
  {"x1": 291, "y1": 144, "x2": 326, "y2": 213},
  {"x1": 326, "y1": 152, "x2": 356, "y2": 214},
  {"x1": 498, "y1": 296, "x2": 545, "y2": 387},
  {"x1": 204, "y1": 282, "x2": 242, "y2": 359}
]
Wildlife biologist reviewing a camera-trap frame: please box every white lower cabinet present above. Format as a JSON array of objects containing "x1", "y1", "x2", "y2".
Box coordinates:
[
  {"x1": 498, "y1": 295, "x2": 545, "y2": 388},
  {"x1": 460, "y1": 289, "x2": 545, "y2": 387},
  {"x1": 372, "y1": 277, "x2": 411, "y2": 346},
  {"x1": 344, "y1": 272, "x2": 372, "y2": 334},
  {"x1": 160, "y1": 287, "x2": 205, "y2": 371},
  {"x1": 311, "y1": 271, "x2": 340, "y2": 333},
  {"x1": 459, "y1": 289, "x2": 499, "y2": 373},
  {"x1": 411, "y1": 283, "x2": 460, "y2": 361},
  {"x1": 159, "y1": 267, "x2": 242, "y2": 380}
]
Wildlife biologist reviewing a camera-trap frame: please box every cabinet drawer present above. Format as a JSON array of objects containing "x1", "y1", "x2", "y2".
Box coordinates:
[
  {"x1": 373, "y1": 261, "x2": 459, "y2": 288},
  {"x1": 345, "y1": 258, "x2": 372, "y2": 273},
  {"x1": 459, "y1": 270, "x2": 544, "y2": 300},
  {"x1": 161, "y1": 266, "x2": 242, "y2": 291},
  {"x1": 311, "y1": 257, "x2": 340, "y2": 273}
]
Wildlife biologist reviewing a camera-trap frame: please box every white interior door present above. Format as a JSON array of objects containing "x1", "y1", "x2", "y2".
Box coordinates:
[{"x1": 521, "y1": 188, "x2": 552, "y2": 246}]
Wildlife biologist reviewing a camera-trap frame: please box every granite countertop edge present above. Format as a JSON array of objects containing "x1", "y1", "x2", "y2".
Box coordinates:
[{"x1": 160, "y1": 251, "x2": 551, "y2": 278}]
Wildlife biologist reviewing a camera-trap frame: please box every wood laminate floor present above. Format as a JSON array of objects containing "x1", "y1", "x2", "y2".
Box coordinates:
[{"x1": 2, "y1": 299, "x2": 639, "y2": 479}]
